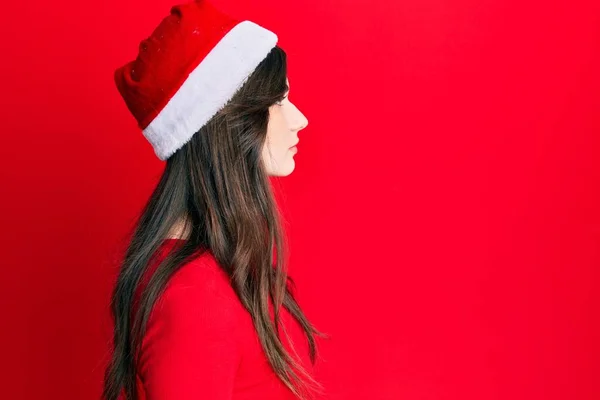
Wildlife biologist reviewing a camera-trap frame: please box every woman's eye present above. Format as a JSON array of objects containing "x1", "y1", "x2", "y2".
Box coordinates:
[{"x1": 276, "y1": 96, "x2": 288, "y2": 106}]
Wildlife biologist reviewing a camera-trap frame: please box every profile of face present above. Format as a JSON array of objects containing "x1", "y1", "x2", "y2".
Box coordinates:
[{"x1": 262, "y1": 78, "x2": 309, "y2": 176}]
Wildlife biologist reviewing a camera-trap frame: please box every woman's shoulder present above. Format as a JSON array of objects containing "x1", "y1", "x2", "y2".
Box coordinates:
[
  {"x1": 158, "y1": 240, "x2": 241, "y2": 310},
  {"x1": 138, "y1": 240, "x2": 247, "y2": 391},
  {"x1": 140, "y1": 240, "x2": 247, "y2": 352}
]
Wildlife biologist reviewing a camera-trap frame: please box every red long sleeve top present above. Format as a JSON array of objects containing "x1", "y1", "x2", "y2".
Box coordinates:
[{"x1": 116, "y1": 239, "x2": 317, "y2": 400}]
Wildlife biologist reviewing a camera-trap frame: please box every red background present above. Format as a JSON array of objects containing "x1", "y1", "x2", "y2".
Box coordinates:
[{"x1": 1, "y1": 0, "x2": 599, "y2": 398}]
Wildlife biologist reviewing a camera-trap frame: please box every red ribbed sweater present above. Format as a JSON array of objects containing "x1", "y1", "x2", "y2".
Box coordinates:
[{"x1": 116, "y1": 239, "x2": 316, "y2": 399}]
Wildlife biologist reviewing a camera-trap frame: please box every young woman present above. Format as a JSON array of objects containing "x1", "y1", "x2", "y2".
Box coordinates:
[{"x1": 102, "y1": 1, "x2": 328, "y2": 399}]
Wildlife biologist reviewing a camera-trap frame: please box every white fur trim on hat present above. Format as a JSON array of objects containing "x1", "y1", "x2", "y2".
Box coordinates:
[{"x1": 142, "y1": 20, "x2": 278, "y2": 160}]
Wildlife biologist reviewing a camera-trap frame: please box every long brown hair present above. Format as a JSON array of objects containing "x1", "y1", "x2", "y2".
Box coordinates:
[{"x1": 102, "y1": 46, "x2": 328, "y2": 400}]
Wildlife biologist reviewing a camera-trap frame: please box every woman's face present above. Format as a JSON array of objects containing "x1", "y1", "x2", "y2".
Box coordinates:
[{"x1": 262, "y1": 78, "x2": 308, "y2": 176}]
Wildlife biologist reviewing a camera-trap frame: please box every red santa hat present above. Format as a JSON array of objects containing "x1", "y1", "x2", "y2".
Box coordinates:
[{"x1": 114, "y1": 0, "x2": 278, "y2": 160}]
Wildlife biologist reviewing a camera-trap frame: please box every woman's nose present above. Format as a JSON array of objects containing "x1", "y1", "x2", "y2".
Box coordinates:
[{"x1": 294, "y1": 108, "x2": 308, "y2": 131}]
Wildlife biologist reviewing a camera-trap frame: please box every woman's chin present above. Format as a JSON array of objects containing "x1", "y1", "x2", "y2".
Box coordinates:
[{"x1": 268, "y1": 159, "x2": 295, "y2": 177}]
